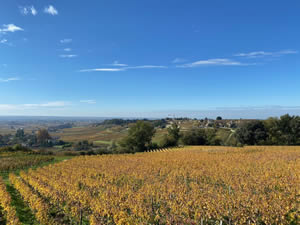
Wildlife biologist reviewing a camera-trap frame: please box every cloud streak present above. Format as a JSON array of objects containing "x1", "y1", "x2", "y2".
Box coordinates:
[
  {"x1": 111, "y1": 61, "x2": 128, "y2": 67},
  {"x1": 80, "y1": 64, "x2": 167, "y2": 72},
  {"x1": 0, "y1": 39, "x2": 8, "y2": 44},
  {"x1": 60, "y1": 54, "x2": 78, "y2": 58},
  {"x1": 44, "y1": 5, "x2": 58, "y2": 15},
  {"x1": 0, "y1": 24, "x2": 23, "y2": 33},
  {"x1": 80, "y1": 100, "x2": 96, "y2": 104},
  {"x1": 80, "y1": 68, "x2": 125, "y2": 72},
  {"x1": 235, "y1": 50, "x2": 298, "y2": 58},
  {"x1": 128, "y1": 65, "x2": 167, "y2": 69},
  {"x1": 177, "y1": 58, "x2": 246, "y2": 67},
  {"x1": 0, "y1": 77, "x2": 20, "y2": 83},
  {"x1": 0, "y1": 101, "x2": 70, "y2": 111},
  {"x1": 60, "y1": 39, "x2": 72, "y2": 44}
]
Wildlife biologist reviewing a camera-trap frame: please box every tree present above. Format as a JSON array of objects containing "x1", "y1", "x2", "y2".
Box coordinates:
[
  {"x1": 235, "y1": 121, "x2": 267, "y2": 145},
  {"x1": 37, "y1": 129, "x2": 52, "y2": 147},
  {"x1": 119, "y1": 121, "x2": 156, "y2": 153},
  {"x1": 15, "y1": 129, "x2": 25, "y2": 139},
  {"x1": 264, "y1": 114, "x2": 300, "y2": 145},
  {"x1": 160, "y1": 122, "x2": 181, "y2": 147},
  {"x1": 264, "y1": 117, "x2": 280, "y2": 144},
  {"x1": 75, "y1": 140, "x2": 93, "y2": 151},
  {"x1": 0, "y1": 135, "x2": 5, "y2": 147},
  {"x1": 205, "y1": 129, "x2": 222, "y2": 145},
  {"x1": 181, "y1": 129, "x2": 207, "y2": 145},
  {"x1": 216, "y1": 116, "x2": 223, "y2": 120}
]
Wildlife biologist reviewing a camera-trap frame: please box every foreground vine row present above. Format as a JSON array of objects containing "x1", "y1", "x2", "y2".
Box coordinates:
[
  {"x1": 0, "y1": 177, "x2": 20, "y2": 225},
  {"x1": 9, "y1": 174, "x2": 55, "y2": 225},
  {"x1": 10, "y1": 146, "x2": 300, "y2": 224}
]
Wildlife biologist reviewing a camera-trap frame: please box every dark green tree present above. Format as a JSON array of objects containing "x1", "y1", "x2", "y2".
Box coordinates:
[
  {"x1": 160, "y1": 122, "x2": 181, "y2": 147},
  {"x1": 75, "y1": 140, "x2": 93, "y2": 150},
  {"x1": 235, "y1": 120, "x2": 267, "y2": 145},
  {"x1": 264, "y1": 114, "x2": 300, "y2": 145},
  {"x1": 181, "y1": 129, "x2": 207, "y2": 145},
  {"x1": 119, "y1": 121, "x2": 156, "y2": 153}
]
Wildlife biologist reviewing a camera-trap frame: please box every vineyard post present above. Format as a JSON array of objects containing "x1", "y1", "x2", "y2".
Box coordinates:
[{"x1": 79, "y1": 209, "x2": 82, "y2": 225}]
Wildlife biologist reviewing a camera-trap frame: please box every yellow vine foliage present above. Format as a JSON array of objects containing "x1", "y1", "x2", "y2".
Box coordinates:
[
  {"x1": 0, "y1": 177, "x2": 20, "y2": 225},
  {"x1": 12, "y1": 146, "x2": 300, "y2": 224},
  {"x1": 9, "y1": 174, "x2": 56, "y2": 225}
]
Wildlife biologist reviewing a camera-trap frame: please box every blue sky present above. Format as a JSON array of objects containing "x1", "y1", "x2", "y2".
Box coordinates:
[{"x1": 0, "y1": 0, "x2": 300, "y2": 118}]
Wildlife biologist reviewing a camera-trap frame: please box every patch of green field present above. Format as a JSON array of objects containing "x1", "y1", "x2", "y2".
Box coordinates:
[
  {"x1": 54, "y1": 125, "x2": 128, "y2": 143},
  {"x1": 93, "y1": 140, "x2": 112, "y2": 145}
]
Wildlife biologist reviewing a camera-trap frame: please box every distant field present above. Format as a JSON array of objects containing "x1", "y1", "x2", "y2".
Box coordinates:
[
  {"x1": 2, "y1": 146, "x2": 298, "y2": 224},
  {"x1": 93, "y1": 140, "x2": 112, "y2": 146},
  {"x1": 52, "y1": 125, "x2": 128, "y2": 143}
]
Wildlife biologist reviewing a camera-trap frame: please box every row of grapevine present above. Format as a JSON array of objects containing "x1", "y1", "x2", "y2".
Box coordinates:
[
  {"x1": 9, "y1": 174, "x2": 56, "y2": 225},
  {"x1": 19, "y1": 170, "x2": 85, "y2": 224},
  {"x1": 0, "y1": 177, "x2": 20, "y2": 225}
]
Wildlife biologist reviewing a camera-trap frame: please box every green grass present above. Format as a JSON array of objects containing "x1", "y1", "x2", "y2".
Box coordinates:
[
  {"x1": 5, "y1": 183, "x2": 38, "y2": 225},
  {"x1": 93, "y1": 140, "x2": 112, "y2": 145},
  {"x1": 53, "y1": 145, "x2": 64, "y2": 149}
]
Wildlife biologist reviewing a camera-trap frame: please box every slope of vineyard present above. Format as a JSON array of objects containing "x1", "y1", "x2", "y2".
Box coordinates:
[{"x1": 11, "y1": 146, "x2": 300, "y2": 225}]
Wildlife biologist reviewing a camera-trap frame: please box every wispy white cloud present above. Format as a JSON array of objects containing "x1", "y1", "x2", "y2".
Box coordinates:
[
  {"x1": 0, "y1": 24, "x2": 23, "y2": 33},
  {"x1": 64, "y1": 48, "x2": 72, "y2": 52},
  {"x1": 23, "y1": 101, "x2": 70, "y2": 108},
  {"x1": 19, "y1": 6, "x2": 37, "y2": 16},
  {"x1": 39, "y1": 101, "x2": 68, "y2": 107},
  {"x1": 172, "y1": 58, "x2": 186, "y2": 64},
  {"x1": 79, "y1": 64, "x2": 167, "y2": 72},
  {"x1": 235, "y1": 50, "x2": 298, "y2": 58},
  {"x1": 60, "y1": 54, "x2": 78, "y2": 58},
  {"x1": 178, "y1": 58, "x2": 245, "y2": 67},
  {"x1": 0, "y1": 39, "x2": 13, "y2": 46},
  {"x1": 111, "y1": 61, "x2": 128, "y2": 67},
  {"x1": 0, "y1": 77, "x2": 20, "y2": 83},
  {"x1": 128, "y1": 65, "x2": 167, "y2": 69},
  {"x1": 80, "y1": 100, "x2": 96, "y2": 104},
  {"x1": 60, "y1": 39, "x2": 72, "y2": 44},
  {"x1": 80, "y1": 68, "x2": 125, "y2": 72},
  {"x1": 44, "y1": 5, "x2": 58, "y2": 15},
  {"x1": 0, "y1": 39, "x2": 8, "y2": 44},
  {"x1": 0, "y1": 101, "x2": 70, "y2": 111}
]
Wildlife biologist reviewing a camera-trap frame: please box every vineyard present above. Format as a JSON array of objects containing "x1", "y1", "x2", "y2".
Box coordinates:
[
  {"x1": 0, "y1": 146, "x2": 299, "y2": 224},
  {"x1": 0, "y1": 155, "x2": 54, "y2": 173}
]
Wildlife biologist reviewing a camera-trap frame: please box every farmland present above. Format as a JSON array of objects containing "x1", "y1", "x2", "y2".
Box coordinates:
[{"x1": 1, "y1": 146, "x2": 299, "y2": 224}]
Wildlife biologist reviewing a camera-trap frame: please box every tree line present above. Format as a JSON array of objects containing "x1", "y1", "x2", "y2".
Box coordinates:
[
  {"x1": 235, "y1": 114, "x2": 300, "y2": 145},
  {"x1": 118, "y1": 114, "x2": 300, "y2": 153}
]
